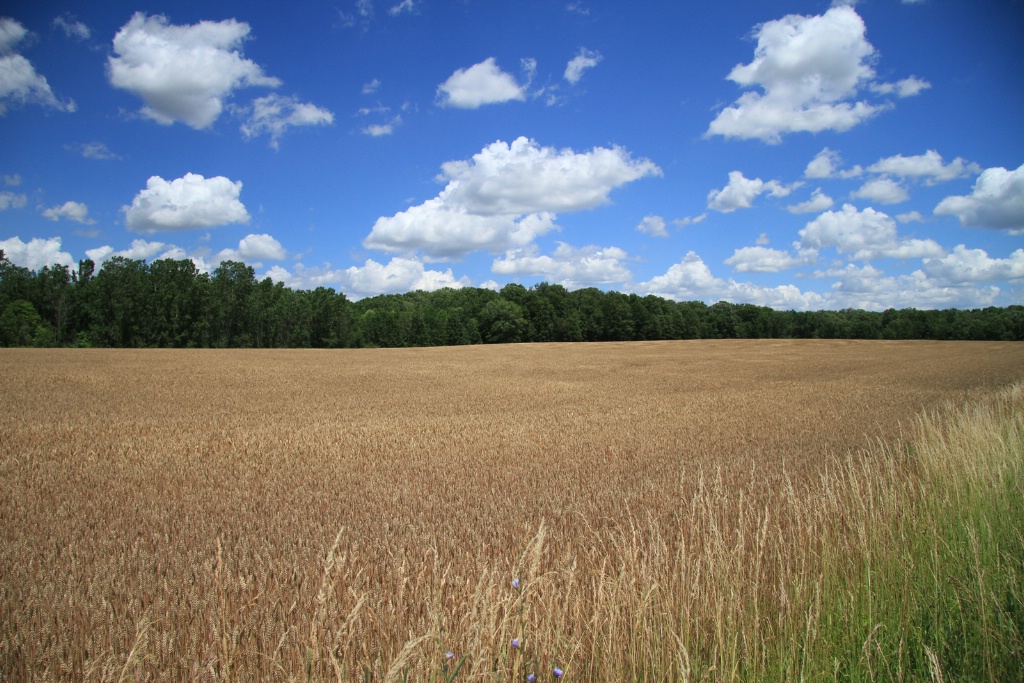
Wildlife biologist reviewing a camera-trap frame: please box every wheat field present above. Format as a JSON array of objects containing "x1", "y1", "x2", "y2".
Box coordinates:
[{"x1": 1, "y1": 340, "x2": 1022, "y2": 681}]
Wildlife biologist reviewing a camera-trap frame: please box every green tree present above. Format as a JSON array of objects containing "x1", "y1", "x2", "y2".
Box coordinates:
[{"x1": 479, "y1": 298, "x2": 529, "y2": 343}]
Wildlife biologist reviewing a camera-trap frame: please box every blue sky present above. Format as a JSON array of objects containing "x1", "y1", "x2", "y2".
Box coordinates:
[{"x1": 2, "y1": 0, "x2": 1022, "y2": 309}]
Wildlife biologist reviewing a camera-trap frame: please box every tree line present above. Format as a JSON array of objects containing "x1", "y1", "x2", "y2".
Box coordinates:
[{"x1": 2, "y1": 252, "x2": 1022, "y2": 348}]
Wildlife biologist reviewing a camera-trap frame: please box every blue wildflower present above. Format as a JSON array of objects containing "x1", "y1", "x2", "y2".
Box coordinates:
[
  {"x1": 553, "y1": 667, "x2": 564, "y2": 678},
  {"x1": 512, "y1": 578, "x2": 520, "y2": 589},
  {"x1": 511, "y1": 637, "x2": 520, "y2": 649}
]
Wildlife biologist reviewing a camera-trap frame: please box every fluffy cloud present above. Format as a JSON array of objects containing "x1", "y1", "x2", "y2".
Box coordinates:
[
  {"x1": 491, "y1": 243, "x2": 632, "y2": 287},
  {"x1": 867, "y1": 150, "x2": 980, "y2": 184},
  {"x1": 724, "y1": 245, "x2": 816, "y2": 273},
  {"x1": 42, "y1": 200, "x2": 95, "y2": 224},
  {"x1": 804, "y1": 147, "x2": 862, "y2": 179},
  {"x1": 787, "y1": 188, "x2": 834, "y2": 214},
  {"x1": 707, "y1": 171, "x2": 799, "y2": 212},
  {"x1": 436, "y1": 58, "x2": 525, "y2": 108},
  {"x1": 0, "y1": 18, "x2": 75, "y2": 115},
  {"x1": 824, "y1": 263, "x2": 999, "y2": 310},
  {"x1": 237, "y1": 233, "x2": 285, "y2": 260},
  {"x1": 869, "y1": 76, "x2": 931, "y2": 98},
  {"x1": 338, "y1": 257, "x2": 468, "y2": 298},
  {"x1": 123, "y1": 173, "x2": 250, "y2": 233},
  {"x1": 851, "y1": 177, "x2": 909, "y2": 204},
  {"x1": 922, "y1": 245, "x2": 1024, "y2": 284},
  {"x1": 365, "y1": 137, "x2": 660, "y2": 259},
  {"x1": 635, "y1": 251, "x2": 826, "y2": 309},
  {"x1": 108, "y1": 13, "x2": 280, "y2": 129},
  {"x1": 636, "y1": 215, "x2": 668, "y2": 237},
  {"x1": 707, "y1": 7, "x2": 905, "y2": 142},
  {"x1": 240, "y1": 94, "x2": 334, "y2": 148},
  {"x1": 934, "y1": 164, "x2": 1024, "y2": 231},
  {"x1": 564, "y1": 48, "x2": 602, "y2": 84},
  {"x1": 0, "y1": 191, "x2": 27, "y2": 210},
  {"x1": 799, "y1": 204, "x2": 943, "y2": 260},
  {"x1": 0, "y1": 236, "x2": 75, "y2": 270}
]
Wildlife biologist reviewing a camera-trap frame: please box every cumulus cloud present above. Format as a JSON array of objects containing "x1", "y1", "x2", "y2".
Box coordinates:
[
  {"x1": 0, "y1": 191, "x2": 27, "y2": 210},
  {"x1": 240, "y1": 94, "x2": 334, "y2": 148},
  {"x1": 564, "y1": 48, "x2": 602, "y2": 84},
  {"x1": 436, "y1": 57, "x2": 525, "y2": 108},
  {"x1": 0, "y1": 17, "x2": 76, "y2": 115},
  {"x1": 804, "y1": 147, "x2": 862, "y2": 179},
  {"x1": 42, "y1": 200, "x2": 95, "y2": 224},
  {"x1": 867, "y1": 150, "x2": 980, "y2": 184},
  {"x1": 725, "y1": 245, "x2": 816, "y2": 273},
  {"x1": 338, "y1": 257, "x2": 468, "y2": 298},
  {"x1": 365, "y1": 137, "x2": 660, "y2": 259},
  {"x1": 362, "y1": 116, "x2": 402, "y2": 136},
  {"x1": 108, "y1": 13, "x2": 280, "y2": 129},
  {"x1": 0, "y1": 236, "x2": 75, "y2": 270},
  {"x1": 851, "y1": 177, "x2": 909, "y2": 204},
  {"x1": 237, "y1": 233, "x2": 285, "y2": 260},
  {"x1": 707, "y1": 171, "x2": 800, "y2": 212},
  {"x1": 787, "y1": 188, "x2": 834, "y2": 214},
  {"x1": 636, "y1": 215, "x2": 668, "y2": 237},
  {"x1": 934, "y1": 164, "x2": 1024, "y2": 231},
  {"x1": 922, "y1": 245, "x2": 1024, "y2": 284},
  {"x1": 492, "y1": 243, "x2": 632, "y2": 287},
  {"x1": 123, "y1": 173, "x2": 250, "y2": 233},
  {"x1": 799, "y1": 203, "x2": 943, "y2": 260},
  {"x1": 707, "y1": 7, "x2": 910, "y2": 143},
  {"x1": 824, "y1": 263, "x2": 999, "y2": 310},
  {"x1": 635, "y1": 251, "x2": 826, "y2": 309}
]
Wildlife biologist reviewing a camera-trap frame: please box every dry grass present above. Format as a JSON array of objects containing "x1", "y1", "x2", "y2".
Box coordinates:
[{"x1": 1, "y1": 340, "x2": 1022, "y2": 681}]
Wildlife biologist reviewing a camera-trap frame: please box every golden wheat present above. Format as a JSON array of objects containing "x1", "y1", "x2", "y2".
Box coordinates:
[{"x1": 1, "y1": 340, "x2": 1022, "y2": 681}]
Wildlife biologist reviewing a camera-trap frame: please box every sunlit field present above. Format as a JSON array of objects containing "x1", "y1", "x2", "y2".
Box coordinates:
[{"x1": 2, "y1": 341, "x2": 1022, "y2": 681}]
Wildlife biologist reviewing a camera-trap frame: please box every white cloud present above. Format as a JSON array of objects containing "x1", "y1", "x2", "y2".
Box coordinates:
[
  {"x1": 804, "y1": 147, "x2": 862, "y2": 179},
  {"x1": 436, "y1": 57, "x2": 525, "y2": 109},
  {"x1": 240, "y1": 94, "x2": 334, "y2": 148},
  {"x1": 799, "y1": 203, "x2": 943, "y2": 260},
  {"x1": 42, "y1": 200, "x2": 95, "y2": 224},
  {"x1": 707, "y1": 171, "x2": 799, "y2": 212},
  {"x1": 362, "y1": 116, "x2": 401, "y2": 136},
  {"x1": 707, "y1": 7, "x2": 900, "y2": 143},
  {"x1": 787, "y1": 188, "x2": 834, "y2": 214},
  {"x1": 851, "y1": 177, "x2": 909, "y2": 204},
  {"x1": 824, "y1": 263, "x2": 999, "y2": 310},
  {"x1": 366, "y1": 137, "x2": 660, "y2": 260},
  {"x1": 388, "y1": 0, "x2": 417, "y2": 16},
  {"x1": 3, "y1": 173, "x2": 20, "y2": 186},
  {"x1": 896, "y1": 210, "x2": 924, "y2": 223},
  {"x1": 338, "y1": 257, "x2": 468, "y2": 298},
  {"x1": 922, "y1": 245, "x2": 1024, "y2": 284},
  {"x1": 0, "y1": 18, "x2": 75, "y2": 115},
  {"x1": 564, "y1": 48, "x2": 602, "y2": 84},
  {"x1": 438, "y1": 137, "x2": 661, "y2": 215},
  {"x1": 636, "y1": 215, "x2": 668, "y2": 237},
  {"x1": 492, "y1": 243, "x2": 632, "y2": 287},
  {"x1": 66, "y1": 141, "x2": 121, "y2": 160},
  {"x1": 237, "y1": 233, "x2": 285, "y2": 260},
  {"x1": 53, "y1": 14, "x2": 91, "y2": 41},
  {"x1": 361, "y1": 78, "x2": 381, "y2": 94},
  {"x1": 123, "y1": 173, "x2": 250, "y2": 233},
  {"x1": 673, "y1": 214, "x2": 707, "y2": 228},
  {"x1": 635, "y1": 251, "x2": 826, "y2": 309},
  {"x1": 725, "y1": 245, "x2": 815, "y2": 273},
  {"x1": 0, "y1": 191, "x2": 27, "y2": 210},
  {"x1": 934, "y1": 164, "x2": 1024, "y2": 231},
  {"x1": 867, "y1": 150, "x2": 980, "y2": 184},
  {"x1": 869, "y1": 76, "x2": 931, "y2": 98},
  {"x1": 108, "y1": 13, "x2": 280, "y2": 129},
  {"x1": 0, "y1": 236, "x2": 75, "y2": 270}
]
